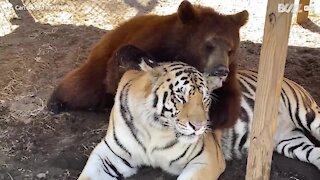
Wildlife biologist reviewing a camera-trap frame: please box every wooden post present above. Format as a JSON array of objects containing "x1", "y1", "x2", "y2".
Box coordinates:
[
  {"x1": 297, "y1": 0, "x2": 310, "y2": 24},
  {"x1": 245, "y1": 0, "x2": 293, "y2": 180}
]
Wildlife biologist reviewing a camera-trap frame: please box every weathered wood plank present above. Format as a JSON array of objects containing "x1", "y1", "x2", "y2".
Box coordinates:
[
  {"x1": 297, "y1": 0, "x2": 310, "y2": 24},
  {"x1": 245, "y1": 0, "x2": 293, "y2": 179}
]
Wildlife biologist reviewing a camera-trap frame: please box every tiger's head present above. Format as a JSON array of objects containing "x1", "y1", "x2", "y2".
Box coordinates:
[{"x1": 117, "y1": 45, "x2": 215, "y2": 141}]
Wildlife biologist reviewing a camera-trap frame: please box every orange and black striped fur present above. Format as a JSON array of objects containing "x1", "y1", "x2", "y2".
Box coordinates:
[
  {"x1": 78, "y1": 46, "x2": 225, "y2": 180},
  {"x1": 222, "y1": 70, "x2": 320, "y2": 170}
]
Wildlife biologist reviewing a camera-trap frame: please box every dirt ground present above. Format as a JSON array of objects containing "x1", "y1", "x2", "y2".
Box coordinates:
[{"x1": 0, "y1": 0, "x2": 320, "y2": 180}]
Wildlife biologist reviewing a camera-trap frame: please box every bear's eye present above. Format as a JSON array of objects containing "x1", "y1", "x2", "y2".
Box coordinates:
[
  {"x1": 228, "y1": 49, "x2": 233, "y2": 56},
  {"x1": 204, "y1": 43, "x2": 215, "y2": 52}
]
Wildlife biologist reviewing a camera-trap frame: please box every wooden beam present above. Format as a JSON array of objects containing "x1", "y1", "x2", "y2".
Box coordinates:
[
  {"x1": 245, "y1": 0, "x2": 293, "y2": 179},
  {"x1": 297, "y1": 0, "x2": 310, "y2": 24}
]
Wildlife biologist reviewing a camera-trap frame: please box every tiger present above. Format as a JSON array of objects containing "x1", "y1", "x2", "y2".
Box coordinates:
[
  {"x1": 222, "y1": 69, "x2": 320, "y2": 170},
  {"x1": 78, "y1": 46, "x2": 226, "y2": 180}
]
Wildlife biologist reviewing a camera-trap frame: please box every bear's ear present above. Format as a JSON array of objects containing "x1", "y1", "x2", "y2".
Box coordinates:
[
  {"x1": 116, "y1": 45, "x2": 159, "y2": 71},
  {"x1": 229, "y1": 10, "x2": 249, "y2": 27},
  {"x1": 178, "y1": 1, "x2": 197, "y2": 24}
]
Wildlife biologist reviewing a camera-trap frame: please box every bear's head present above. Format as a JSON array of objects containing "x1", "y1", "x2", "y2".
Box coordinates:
[{"x1": 175, "y1": 1, "x2": 248, "y2": 88}]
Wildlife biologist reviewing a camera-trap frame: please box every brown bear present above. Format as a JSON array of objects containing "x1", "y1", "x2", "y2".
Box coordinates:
[{"x1": 48, "y1": 0, "x2": 248, "y2": 129}]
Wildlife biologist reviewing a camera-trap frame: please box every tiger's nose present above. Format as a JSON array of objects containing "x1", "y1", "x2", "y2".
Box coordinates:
[
  {"x1": 211, "y1": 65, "x2": 229, "y2": 77},
  {"x1": 189, "y1": 121, "x2": 206, "y2": 131}
]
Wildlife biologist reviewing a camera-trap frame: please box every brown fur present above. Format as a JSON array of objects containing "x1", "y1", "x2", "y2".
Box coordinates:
[
  {"x1": 210, "y1": 62, "x2": 242, "y2": 129},
  {"x1": 48, "y1": 1, "x2": 248, "y2": 129}
]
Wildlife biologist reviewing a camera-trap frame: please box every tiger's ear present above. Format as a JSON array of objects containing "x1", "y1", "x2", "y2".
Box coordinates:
[{"x1": 116, "y1": 45, "x2": 159, "y2": 71}]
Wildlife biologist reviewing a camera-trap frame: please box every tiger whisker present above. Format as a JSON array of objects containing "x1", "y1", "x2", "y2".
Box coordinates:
[
  {"x1": 205, "y1": 127, "x2": 214, "y2": 133},
  {"x1": 209, "y1": 93, "x2": 218, "y2": 102},
  {"x1": 162, "y1": 122, "x2": 175, "y2": 128}
]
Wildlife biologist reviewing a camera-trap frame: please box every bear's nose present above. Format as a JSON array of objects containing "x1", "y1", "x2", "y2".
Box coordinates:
[
  {"x1": 211, "y1": 65, "x2": 229, "y2": 77},
  {"x1": 189, "y1": 121, "x2": 206, "y2": 131}
]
